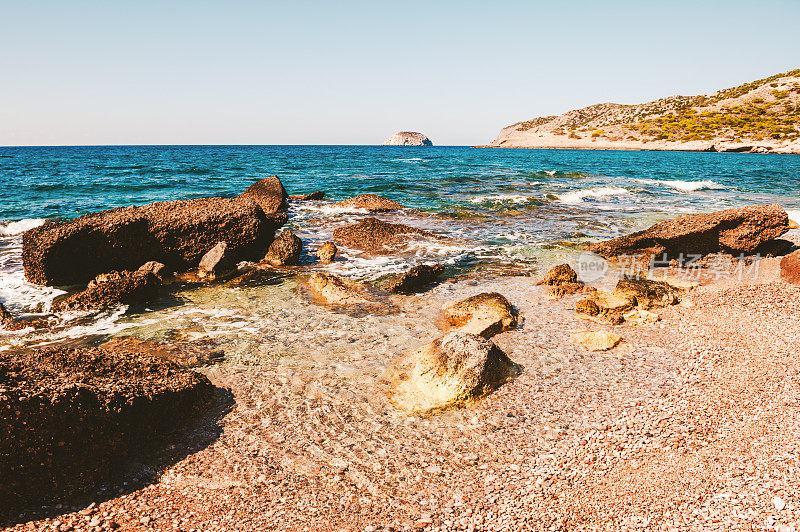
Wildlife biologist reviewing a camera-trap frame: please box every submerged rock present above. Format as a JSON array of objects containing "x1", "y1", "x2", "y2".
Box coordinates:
[
  {"x1": 237, "y1": 175, "x2": 288, "y2": 214},
  {"x1": 262, "y1": 230, "x2": 302, "y2": 266},
  {"x1": 386, "y1": 264, "x2": 445, "y2": 294},
  {"x1": 334, "y1": 194, "x2": 405, "y2": 212},
  {"x1": 781, "y1": 249, "x2": 800, "y2": 285},
  {"x1": 332, "y1": 217, "x2": 429, "y2": 254},
  {"x1": 383, "y1": 131, "x2": 433, "y2": 146},
  {"x1": 573, "y1": 330, "x2": 622, "y2": 351},
  {"x1": 306, "y1": 272, "x2": 380, "y2": 307},
  {"x1": 99, "y1": 336, "x2": 225, "y2": 368},
  {"x1": 23, "y1": 197, "x2": 287, "y2": 286},
  {"x1": 389, "y1": 331, "x2": 521, "y2": 415},
  {"x1": 289, "y1": 191, "x2": 326, "y2": 201},
  {"x1": 587, "y1": 204, "x2": 790, "y2": 260},
  {"x1": 316, "y1": 242, "x2": 337, "y2": 264},
  {"x1": 52, "y1": 269, "x2": 161, "y2": 312},
  {"x1": 440, "y1": 292, "x2": 519, "y2": 338}
]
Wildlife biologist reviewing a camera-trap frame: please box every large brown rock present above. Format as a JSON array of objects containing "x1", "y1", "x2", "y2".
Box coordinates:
[
  {"x1": 332, "y1": 218, "x2": 429, "y2": 254},
  {"x1": 237, "y1": 175, "x2": 288, "y2": 214},
  {"x1": 334, "y1": 194, "x2": 404, "y2": 212},
  {"x1": 289, "y1": 191, "x2": 325, "y2": 201},
  {"x1": 781, "y1": 250, "x2": 800, "y2": 285},
  {"x1": 0, "y1": 345, "x2": 214, "y2": 511},
  {"x1": 440, "y1": 292, "x2": 519, "y2": 338},
  {"x1": 198, "y1": 242, "x2": 231, "y2": 277},
  {"x1": 587, "y1": 205, "x2": 790, "y2": 259},
  {"x1": 388, "y1": 331, "x2": 521, "y2": 415},
  {"x1": 262, "y1": 230, "x2": 302, "y2": 266},
  {"x1": 23, "y1": 197, "x2": 287, "y2": 286},
  {"x1": 52, "y1": 269, "x2": 161, "y2": 312},
  {"x1": 316, "y1": 242, "x2": 337, "y2": 264}
]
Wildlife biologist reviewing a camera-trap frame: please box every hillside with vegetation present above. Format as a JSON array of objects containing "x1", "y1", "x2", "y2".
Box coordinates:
[{"x1": 488, "y1": 69, "x2": 800, "y2": 153}]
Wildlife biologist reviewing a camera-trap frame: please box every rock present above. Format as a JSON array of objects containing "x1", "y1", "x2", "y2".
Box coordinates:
[
  {"x1": 389, "y1": 331, "x2": 521, "y2": 414},
  {"x1": 0, "y1": 302, "x2": 12, "y2": 325},
  {"x1": 537, "y1": 264, "x2": 579, "y2": 286},
  {"x1": 333, "y1": 194, "x2": 405, "y2": 212},
  {"x1": 306, "y1": 273, "x2": 379, "y2": 307},
  {"x1": 383, "y1": 131, "x2": 433, "y2": 146},
  {"x1": 575, "y1": 291, "x2": 635, "y2": 322},
  {"x1": 573, "y1": 331, "x2": 622, "y2": 351},
  {"x1": 386, "y1": 264, "x2": 445, "y2": 294},
  {"x1": 332, "y1": 218, "x2": 429, "y2": 254},
  {"x1": 440, "y1": 292, "x2": 518, "y2": 338},
  {"x1": 780, "y1": 249, "x2": 800, "y2": 285},
  {"x1": 550, "y1": 282, "x2": 594, "y2": 298},
  {"x1": 23, "y1": 197, "x2": 287, "y2": 286},
  {"x1": 52, "y1": 270, "x2": 161, "y2": 312},
  {"x1": 137, "y1": 261, "x2": 171, "y2": 282},
  {"x1": 289, "y1": 191, "x2": 325, "y2": 201},
  {"x1": 226, "y1": 267, "x2": 277, "y2": 287},
  {"x1": 316, "y1": 242, "x2": 337, "y2": 264},
  {"x1": 613, "y1": 277, "x2": 679, "y2": 309},
  {"x1": 575, "y1": 277, "x2": 682, "y2": 324},
  {"x1": 99, "y1": 336, "x2": 225, "y2": 367},
  {"x1": 198, "y1": 242, "x2": 231, "y2": 277},
  {"x1": 0, "y1": 345, "x2": 214, "y2": 511},
  {"x1": 262, "y1": 230, "x2": 302, "y2": 266},
  {"x1": 587, "y1": 204, "x2": 790, "y2": 260},
  {"x1": 237, "y1": 175, "x2": 288, "y2": 214}
]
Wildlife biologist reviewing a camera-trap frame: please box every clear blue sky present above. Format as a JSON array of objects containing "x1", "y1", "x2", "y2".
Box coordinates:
[{"x1": 2, "y1": 0, "x2": 799, "y2": 146}]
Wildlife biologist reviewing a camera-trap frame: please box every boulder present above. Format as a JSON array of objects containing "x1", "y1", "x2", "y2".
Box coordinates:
[
  {"x1": 0, "y1": 345, "x2": 214, "y2": 511},
  {"x1": 306, "y1": 273, "x2": 379, "y2": 307},
  {"x1": 137, "y1": 260, "x2": 171, "y2": 282},
  {"x1": 386, "y1": 264, "x2": 445, "y2": 294},
  {"x1": 389, "y1": 331, "x2": 521, "y2": 415},
  {"x1": 550, "y1": 282, "x2": 594, "y2": 298},
  {"x1": 440, "y1": 292, "x2": 518, "y2": 338},
  {"x1": 537, "y1": 264, "x2": 579, "y2": 286},
  {"x1": 52, "y1": 270, "x2": 161, "y2": 312},
  {"x1": 23, "y1": 197, "x2": 287, "y2": 286},
  {"x1": 198, "y1": 242, "x2": 231, "y2": 277},
  {"x1": 614, "y1": 278, "x2": 679, "y2": 309},
  {"x1": 316, "y1": 242, "x2": 337, "y2": 264},
  {"x1": 781, "y1": 250, "x2": 800, "y2": 285},
  {"x1": 332, "y1": 218, "x2": 428, "y2": 254},
  {"x1": 263, "y1": 230, "x2": 302, "y2": 266},
  {"x1": 575, "y1": 277, "x2": 682, "y2": 324},
  {"x1": 0, "y1": 302, "x2": 12, "y2": 326},
  {"x1": 334, "y1": 194, "x2": 404, "y2": 212},
  {"x1": 289, "y1": 191, "x2": 326, "y2": 201},
  {"x1": 573, "y1": 330, "x2": 622, "y2": 351},
  {"x1": 587, "y1": 205, "x2": 790, "y2": 260},
  {"x1": 383, "y1": 131, "x2": 433, "y2": 146},
  {"x1": 226, "y1": 267, "x2": 277, "y2": 287},
  {"x1": 237, "y1": 175, "x2": 288, "y2": 214}
]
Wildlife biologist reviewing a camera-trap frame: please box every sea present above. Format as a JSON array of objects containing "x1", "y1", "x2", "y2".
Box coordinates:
[{"x1": 1, "y1": 145, "x2": 799, "y2": 355}]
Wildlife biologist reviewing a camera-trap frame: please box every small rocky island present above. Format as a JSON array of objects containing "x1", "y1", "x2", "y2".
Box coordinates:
[{"x1": 383, "y1": 131, "x2": 433, "y2": 146}]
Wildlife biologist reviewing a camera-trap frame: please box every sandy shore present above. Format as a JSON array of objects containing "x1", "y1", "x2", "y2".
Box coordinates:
[{"x1": 5, "y1": 258, "x2": 800, "y2": 531}]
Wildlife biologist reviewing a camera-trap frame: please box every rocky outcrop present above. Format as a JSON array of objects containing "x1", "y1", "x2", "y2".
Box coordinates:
[
  {"x1": 383, "y1": 132, "x2": 433, "y2": 146},
  {"x1": 237, "y1": 176, "x2": 288, "y2": 214},
  {"x1": 0, "y1": 302, "x2": 12, "y2": 326},
  {"x1": 98, "y1": 336, "x2": 225, "y2": 368},
  {"x1": 389, "y1": 332, "x2": 521, "y2": 415},
  {"x1": 23, "y1": 197, "x2": 287, "y2": 286},
  {"x1": 262, "y1": 231, "x2": 302, "y2": 266},
  {"x1": 780, "y1": 250, "x2": 800, "y2": 285},
  {"x1": 306, "y1": 273, "x2": 380, "y2": 307},
  {"x1": 52, "y1": 269, "x2": 161, "y2": 312},
  {"x1": 575, "y1": 277, "x2": 681, "y2": 324},
  {"x1": 316, "y1": 242, "x2": 337, "y2": 264},
  {"x1": 386, "y1": 264, "x2": 445, "y2": 294},
  {"x1": 289, "y1": 191, "x2": 325, "y2": 201},
  {"x1": 587, "y1": 205, "x2": 790, "y2": 260},
  {"x1": 0, "y1": 345, "x2": 214, "y2": 511},
  {"x1": 198, "y1": 242, "x2": 231, "y2": 278},
  {"x1": 573, "y1": 330, "x2": 622, "y2": 351},
  {"x1": 440, "y1": 292, "x2": 519, "y2": 338},
  {"x1": 333, "y1": 194, "x2": 405, "y2": 212},
  {"x1": 332, "y1": 218, "x2": 428, "y2": 254}
]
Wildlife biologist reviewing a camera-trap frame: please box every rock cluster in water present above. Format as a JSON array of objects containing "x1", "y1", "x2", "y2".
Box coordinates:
[{"x1": 383, "y1": 131, "x2": 433, "y2": 146}]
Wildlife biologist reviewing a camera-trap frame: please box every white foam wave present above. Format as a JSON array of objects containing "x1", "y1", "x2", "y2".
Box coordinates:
[
  {"x1": 555, "y1": 187, "x2": 631, "y2": 205},
  {"x1": 470, "y1": 194, "x2": 530, "y2": 204},
  {"x1": 0, "y1": 218, "x2": 46, "y2": 236},
  {"x1": 633, "y1": 179, "x2": 725, "y2": 192},
  {"x1": 544, "y1": 170, "x2": 557, "y2": 176}
]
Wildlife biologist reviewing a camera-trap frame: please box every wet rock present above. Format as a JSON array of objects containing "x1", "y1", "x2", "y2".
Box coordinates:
[
  {"x1": 386, "y1": 264, "x2": 445, "y2": 294},
  {"x1": 99, "y1": 336, "x2": 225, "y2": 367},
  {"x1": 52, "y1": 270, "x2": 161, "y2": 312},
  {"x1": 0, "y1": 345, "x2": 214, "y2": 511},
  {"x1": 537, "y1": 264, "x2": 579, "y2": 286},
  {"x1": 0, "y1": 302, "x2": 12, "y2": 325},
  {"x1": 334, "y1": 194, "x2": 405, "y2": 212},
  {"x1": 227, "y1": 267, "x2": 278, "y2": 287},
  {"x1": 587, "y1": 204, "x2": 790, "y2": 260},
  {"x1": 780, "y1": 249, "x2": 800, "y2": 285},
  {"x1": 573, "y1": 330, "x2": 622, "y2": 351},
  {"x1": 316, "y1": 242, "x2": 337, "y2": 264},
  {"x1": 237, "y1": 175, "x2": 288, "y2": 214},
  {"x1": 306, "y1": 273, "x2": 379, "y2": 307},
  {"x1": 332, "y1": 217, "x2": 429, "y2": 254},
  {"x1": 23, "y1": 197, "x2": 287, "y2": 286},
  {"x1": 389, "y1": 331, "x2": 521, "y2": 415},
  {"x1": 198, "y1": 242, "x2": 231, "y2": 278},
  {"x1": 137, "y1": 261, "x2": 171, "y2": 283},
  {"x1": 440, "y1": 292, "x2": 519, "y2": 338},
  {"x1": 289, "y1": 191, "x2": 325, "y2": 201},
  {"x1": 383, "y1": 131, "x2": 433, "y2": 146},
  {"x1": 262, "y1": 230, "x2": 302, "y2": 266}
]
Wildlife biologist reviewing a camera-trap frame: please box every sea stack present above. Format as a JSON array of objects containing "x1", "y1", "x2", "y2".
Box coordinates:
[{"x1": 383, "y1": 131, "x2": 433, "y2": 146}]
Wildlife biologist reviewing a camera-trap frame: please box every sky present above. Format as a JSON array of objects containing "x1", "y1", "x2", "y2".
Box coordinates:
[{"x1": 1, "y1": 0, "x2": 799, "y2": 146}]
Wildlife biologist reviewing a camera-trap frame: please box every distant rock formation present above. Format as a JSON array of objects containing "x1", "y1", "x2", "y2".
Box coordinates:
[{"x1": 384, "y1": 131, "x2": 433, "y2": 146}]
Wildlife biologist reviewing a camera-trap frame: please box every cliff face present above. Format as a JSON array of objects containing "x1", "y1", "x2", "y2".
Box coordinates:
[
  {"x1": 384, "y1": 132, "x2": 433, "y2": 146},
  {"x1": 489, "y1": 69, "x2": 800, "y2": 154}
]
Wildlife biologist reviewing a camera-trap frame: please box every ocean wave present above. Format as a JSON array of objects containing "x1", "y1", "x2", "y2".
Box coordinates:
[
  {"x1": 633, "y1": 178, "x2": 725, "y2": 192},
  {"x1": 470, "y1": 194, "x2": 533, "y2": 205},
  {"x1": 554, "y1": 187, "x2": 631, "y2": 205},
  {"x1": 0, "y1": 218, "x2": 46, "y2": 236}
]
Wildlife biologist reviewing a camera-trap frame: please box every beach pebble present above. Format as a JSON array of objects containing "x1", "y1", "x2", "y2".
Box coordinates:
[{"x1": 773, "y1": 496, "x2": 786, "y2": 511}]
